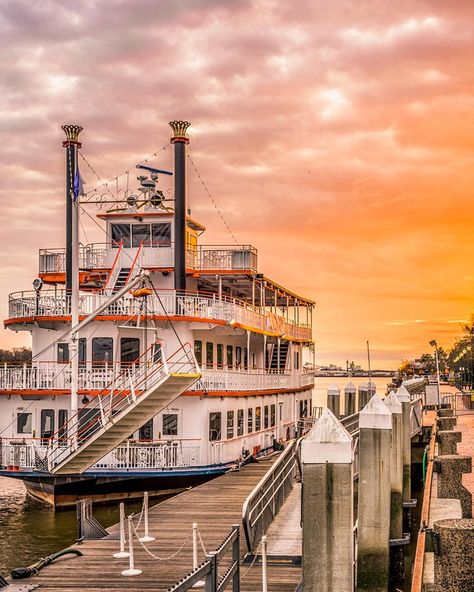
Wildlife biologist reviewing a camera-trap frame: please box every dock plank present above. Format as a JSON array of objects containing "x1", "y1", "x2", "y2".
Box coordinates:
[{"x1": 27, "y1": 456, "x2": 301, "y2": 592}]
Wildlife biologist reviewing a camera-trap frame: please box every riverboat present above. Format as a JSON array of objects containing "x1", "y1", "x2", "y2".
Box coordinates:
[{"x1": 0, "y1": 121, "x2": 315, "y2": 507}]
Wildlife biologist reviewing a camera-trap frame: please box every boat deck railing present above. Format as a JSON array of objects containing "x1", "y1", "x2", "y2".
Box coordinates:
[{"x1": 7, "y1": 289, "x2": 312, "y2": 341}]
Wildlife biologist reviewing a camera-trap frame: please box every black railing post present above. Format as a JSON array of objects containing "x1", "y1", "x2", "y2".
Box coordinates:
[{"x1": 232, "y1": 525, "x2": 240, "y2": 592}]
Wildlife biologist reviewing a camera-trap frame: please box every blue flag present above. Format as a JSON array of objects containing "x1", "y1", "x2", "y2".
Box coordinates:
[{"x1": 73, "y1": 167, "x2": 84, "y2": 201}]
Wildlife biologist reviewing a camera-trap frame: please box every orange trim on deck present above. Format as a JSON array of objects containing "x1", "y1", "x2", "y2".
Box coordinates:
[{"x1": 183, "y1": 385, "x2": 314, "y2": 397}]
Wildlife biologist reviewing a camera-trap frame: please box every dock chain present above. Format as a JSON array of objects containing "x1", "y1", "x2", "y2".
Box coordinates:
[
  {"x1": 240, "y1": 539, "x2": 262, "y2": 579},
  {"x1": 131, "y1": 520, "x2": 192, "y2": 561},
  {"x1": 196, "y1": 526, "x2": 208, "y2": 556}
]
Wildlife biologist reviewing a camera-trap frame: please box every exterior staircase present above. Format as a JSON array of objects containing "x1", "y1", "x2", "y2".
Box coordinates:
[
  {"x1": 112, "y1": 267, "x2": 131, "y2": 292},
  {"x1": 47, "y1": 342, "x2": 200, "y2": 474},
  {"x1": 267, "y1": 341, "x2": 289, "y2": 371}
]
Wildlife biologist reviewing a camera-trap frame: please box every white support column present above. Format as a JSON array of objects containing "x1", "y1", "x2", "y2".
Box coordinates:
[{"x1": 302, "y1": 409, "x2": 354, "y2": 592}]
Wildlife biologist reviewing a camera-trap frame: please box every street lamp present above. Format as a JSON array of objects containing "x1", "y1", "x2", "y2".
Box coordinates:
[{"x1": 429, "y1": 340, "x2": 441, "y2": 407}]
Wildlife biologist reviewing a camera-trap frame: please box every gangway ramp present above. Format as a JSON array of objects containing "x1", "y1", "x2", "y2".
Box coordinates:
[{"x1": 48, "y1": 342, "x2": 200, "y2": 475}]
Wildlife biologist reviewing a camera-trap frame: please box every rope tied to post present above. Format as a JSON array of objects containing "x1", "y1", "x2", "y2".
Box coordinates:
[{"x1": 131, "y1": 520, "x2": 192, "y2": 561}]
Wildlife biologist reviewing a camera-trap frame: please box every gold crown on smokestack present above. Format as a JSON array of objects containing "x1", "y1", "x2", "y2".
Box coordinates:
[
  {"x1": 169, "y1": 120, "x2": 191, "y2": 143},
  {"x1": 61, "y1": 124, "x2": 83, "y2": 143}
]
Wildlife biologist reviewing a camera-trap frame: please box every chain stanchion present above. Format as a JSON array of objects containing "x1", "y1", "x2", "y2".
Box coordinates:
[
  {"x1": 121, "y1": 516, "x2": 142, "y2": 577},
  {"x1": 113, "y1": 503, "x2": 130, "y2": 559},
  {"x1": 262, "y1": 535, "x2": 268, "y2": 592},
  {"x1": 191, "y1": 523, "x2": 205, "y2": 589},
  {"x1": 139, "y1": 492, "x2": 156, "y2": 543}
]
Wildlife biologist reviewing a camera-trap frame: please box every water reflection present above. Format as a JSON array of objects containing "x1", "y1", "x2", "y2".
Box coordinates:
[{"x1": 0, "y1": 477, "x2": 143, "y2": 576}]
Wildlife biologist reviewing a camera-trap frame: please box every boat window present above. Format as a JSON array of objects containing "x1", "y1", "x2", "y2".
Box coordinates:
[
  {"x1": 194, "y1": 340, "x2": 202, "y2": 366},
  {"x1": 111, "y1": 224, "x2": 131, "y2": 248},
  {"x1": 57, "y1": 342, "x2": 69, "y2": 363},
  {"x1": 139, "y1": 418, "x2": 154, "y2": 440},
  {"x1": 299, "y1": 400, "x2": 307, "y2": 418},
  {"x1": 209, "y1": 412, "x2": 221, "y2": 441},
  {"x1": 236, "y1": 346, "x2": 242, "y2": 369},
  {"x1": 255, "y1": 406, "x2": 261, "y2": 431},
  {"x1": 244, "y1": 348, "x2": 248, "y2": 370},
  {"x1": 78, "y1": 408, "x2": 101, "y2": 436},
  {"x1": 152, "y1": 342, "x2": 163, "y2": 364},
  {"x1": 58, "y1": 410, "x2": 68, "y2": 441},
  {"x1": 163, "y1": 414, "x2": 178, "y2": 436},
  {"x1": 120, "y1": 337, "x2": 140, "y2": 367},
  {"x1": 247, "y1": 408, "x2": 253, "y2": 433},
  {"x1": 294, "y1": 351, "x2": 300, "y2": 370},
  {"x1": 217, "y1": 344, "x2": 224, "y2": 369},
  {"x1": 264, "y1": 405, "x2": 269, "y2": 429},
  {"x1": 270, "y1": 404, "x2": 276, "y2": 427},
  {"x1": 92, "y1": 338, "x2": 113, "y2": 366},
  {"x1": 79, "y1": 338, "x2": 87, "y2": 367},
  {"x1": 132, "y1": 223, "x2": 151, "y2": 248},
  {"x1": 227, "y1": 410, "x2": 234, "y2": 439},
  {"x1": 17, "y1": 412, "x2": 32, "y2": 434},
  {"x1": 252, "y1": 353, "x2": 256, "y2": 369},
  {"x1": 41, "y1": 409, "x2": 55, "y2": 441},
  {"x1": 237, "y1": 409, "x2": 244, "y2": 436},
  {"x1": 152, "y1": 223, "x2": 171, "y2": 247},
  {"x1": 279, "y1": 402, "x2": 283, "y2": 421},
  {"x1": 226, "y1": 345, "x2": 233, "y2": 369},
  {"x1": 206, "y1": 343, "x2": 214, "y2": 369}
]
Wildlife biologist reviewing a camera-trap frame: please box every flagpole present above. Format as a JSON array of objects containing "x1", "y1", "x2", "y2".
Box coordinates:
[{"x1": 62, "y1": 125, "x2": 83, "y2": 424}]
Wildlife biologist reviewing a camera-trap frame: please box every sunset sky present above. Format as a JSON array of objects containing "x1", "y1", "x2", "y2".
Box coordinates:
[{"x1": 0, "y1": 0, "x2": 473, "y2": 368}]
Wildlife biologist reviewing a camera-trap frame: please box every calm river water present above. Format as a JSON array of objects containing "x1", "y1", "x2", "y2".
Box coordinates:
[{"x1": 0, "y1": 375, "x2": 393, "y2": 577}]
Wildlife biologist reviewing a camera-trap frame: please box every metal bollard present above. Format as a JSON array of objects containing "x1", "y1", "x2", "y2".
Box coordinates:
[
  {"x1": 262, "y1": 535, "x2": 268, "y2": 592},
  {"x1": 121, "y1": 515, "x2": 142, "y2": 577},
  {"x1": 139, "y1": 491, "x2": 155, "y2": 543},
  {"x1": 113, "y1": 503, "x2": 130, "y2": 559},
  {"x1": 192, "y1": 522, "x2": 205, "y2": 588}
]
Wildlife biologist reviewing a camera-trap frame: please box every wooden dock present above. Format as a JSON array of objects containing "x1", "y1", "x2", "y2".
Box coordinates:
[{"x1": 27, "y1": 455, "x2": 301, "y2": 592}]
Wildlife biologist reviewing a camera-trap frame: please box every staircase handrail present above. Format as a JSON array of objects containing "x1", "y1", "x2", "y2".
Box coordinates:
[
  {"x1": 124, "y1": 241, "x2": 144, "y2": 285},
  {"x1": 103, "y1": 240, "x2": 123, "y2": 292},
  {"x1": 46, "y1": 341, "x2": 198, "y2": 471}
]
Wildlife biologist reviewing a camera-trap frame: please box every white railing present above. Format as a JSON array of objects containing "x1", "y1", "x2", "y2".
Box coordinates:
[
  {"x1": 0, "y1": 363, "x2": 314, "y2": 393},
  {"x1": 0, "y1": 440, "x2": 201, "y2": 470},
  {"x1": 7, "y1": 290, "x2": 312, "y2": 341},
  {"x1": 39, "y1": 243, "x2": 257, "y2": 274},
  {"x1": 39, "y1": 245, "x2": 108, "y2": 274}
]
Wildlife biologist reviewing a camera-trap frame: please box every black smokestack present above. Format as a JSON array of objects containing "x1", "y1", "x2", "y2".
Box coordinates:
[
  {"x1": 169, "y1": 121, "x2": 190, "y2": 293},
  {"x1": 61, "y1": 124, "x2": 83, "y2": 296}
]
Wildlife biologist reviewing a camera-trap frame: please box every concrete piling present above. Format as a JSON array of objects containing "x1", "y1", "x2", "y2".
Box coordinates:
[
  {"x1": 396, "y1": 385, "x2": 412, "y2": 505},
  {"x1": 433, "y1": 518, "x2": 474, "y2": 592},
  {"x1": 435, "y1": 455, "x2": 473, "y2": 518},
  {"x1": 344, "y1": 382, "x2": 356, "y2": 417},
  {"x1": 327, "y1": 384, "x2": 341, "y2": 419},
  {"x1": 358, "y1": 382, "x2": 369, "y2": 411},
  {"x1": 301, "y1": 408, "x2": 354, "y2": 592},
  {"x1": 357, "y1": 394, "x2": 392, "y2": 591},
  {"x1": 437, "y1": 430, "x2": 462, "y2": 456}
]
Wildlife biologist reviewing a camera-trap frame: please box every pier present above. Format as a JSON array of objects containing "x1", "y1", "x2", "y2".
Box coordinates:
[{"x1": 5, "y1": 380, "x2": 474, "y2": 592}]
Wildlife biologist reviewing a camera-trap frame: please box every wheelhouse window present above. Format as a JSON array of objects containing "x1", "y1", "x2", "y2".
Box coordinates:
[
  {"x1": 163, "y1": 414, "x2": 178, "y2": 436},
  {"x1": 209, "y1": 412, "x2": 221, "y2": 441},
  {"x1": 92, "y1": 337, "x2": 113, "y2": 366},
  {"x1": 111, "y1": 223, "x2": 131, "y2": 248},
  {"x1": 217, "y1": 344, "x2": 224, "y2": 369},
  {"x1": 132, "y1": 224, "x2": 150, "y2": 248},
  {"x1": 237, "y1": 409, "x2": 244, "y2": 436},
  {"x1": 17, "y1": 412, "x2": 32, "y2": 434},
  {"x1": 57, "y1": 343, "x2": 69, "y2": 363},
  {"x1": 226, "y1": 345, "x2": 233, "y2": 369},
  {"x1": 227, "y1": 410, "x2": 234, "y2": 439},
  {"x1": 270, "y1": 404, "x2": 276, "y2": 427},
  {"x1": 206, "y1": 343, "x2": 214, "y2": 369},
  {"x1": 247, "y1": 408, "x2": 253, "y2": 433},
  {"x1": 151, "y1": 223, "x2": 171, "y2": 247},
  {"x1": 120, "y1": 337, "x2": 140, "y2": 367},
  {"x1": 41, "y1": 409, "x2": 55, "y2": 440},
  {"x1": 264, "y1": 405, "x2": 269, "y2": 429},
  {"x1": 255, "y1": 406, "x2": 261, "y2": 431},
  {"x1": 194, "y1": 340, "x2": 202, "y2": 366}
]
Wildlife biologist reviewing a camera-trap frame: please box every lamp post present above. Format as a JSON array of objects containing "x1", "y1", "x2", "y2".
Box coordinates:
[{"x1": 429, "y1": 339, "x2": 441, "y2": 407}]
